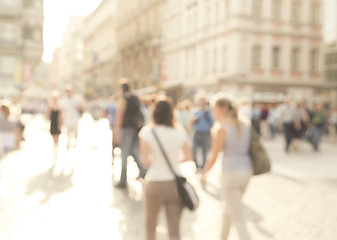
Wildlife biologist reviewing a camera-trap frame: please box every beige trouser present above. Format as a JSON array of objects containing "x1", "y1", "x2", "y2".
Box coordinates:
[
  {"x1": 221, "y1": 171, "x2": 252, "y2": 240},
  {"x1": 144, "y1": 180, "x2": 183, "y2": 240}
]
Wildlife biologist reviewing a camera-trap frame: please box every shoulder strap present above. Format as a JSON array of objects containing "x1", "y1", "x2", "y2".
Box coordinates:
[{"x1": 151, "y1": 128, "x2": 178, "y2": 178}]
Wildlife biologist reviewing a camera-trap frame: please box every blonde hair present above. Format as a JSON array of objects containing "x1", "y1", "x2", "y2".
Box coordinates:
[{"x1": 211, "y1": 93, "x2": 242, "y2": 138}]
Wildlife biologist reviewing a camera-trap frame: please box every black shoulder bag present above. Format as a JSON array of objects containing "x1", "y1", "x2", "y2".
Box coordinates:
[{"x1": 151, "y1": 128, "x2": 199, "y2": 211}]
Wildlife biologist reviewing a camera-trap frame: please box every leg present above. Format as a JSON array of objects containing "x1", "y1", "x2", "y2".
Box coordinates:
[
  {"x1": 130, "y1": 130, "x2": 146, "y2": 178},
  {"x1": 119, "y1": 128, "x2": 134, "y2": 185},
  {"x1": 283, "y1": 123, "x2": 292, "y2": 151},
  {"x1": 311, "y1": 126, "x2": 323, "y2": 150},
  {"x1": 164, "y1": 182, "x2": 183, "y2": 240},
  {"x1": 145, "y1": 182, "x2": 164, "y2": 240},
  {"x1": 192, "y1": 133, "x2": 199, "y2": 169},
  {"x1": 222, "y1": 173, "x2": 251, "y2": 240},
  {"x1": 221, "y1": 205, "x2": 231, "y2": 240}
]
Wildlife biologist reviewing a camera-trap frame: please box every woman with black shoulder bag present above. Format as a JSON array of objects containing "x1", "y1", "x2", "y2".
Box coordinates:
[{"x1": 139, "y1": 96, "x2": 193, "y2": 240}]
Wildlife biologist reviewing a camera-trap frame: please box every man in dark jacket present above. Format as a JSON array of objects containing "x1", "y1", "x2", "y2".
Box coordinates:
[{"x1": 113, "y1": 78, "x2": 146, "y2": 188}]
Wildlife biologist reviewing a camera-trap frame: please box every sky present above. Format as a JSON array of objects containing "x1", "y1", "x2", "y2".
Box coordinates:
[
  {"x1": 42, "y1": 0, "x2": 102, "y2": 62},
  {"x1": 42, "y1": 0, "x2": 337, "y2": 63}
]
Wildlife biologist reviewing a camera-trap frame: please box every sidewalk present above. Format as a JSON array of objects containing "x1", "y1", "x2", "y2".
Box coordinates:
[
  {"x1": 0, "y1": 115, "x2": 336, "y2": 240},
  {"x1": 264, "y1": 135, "x2": 337, "y2": 180}
]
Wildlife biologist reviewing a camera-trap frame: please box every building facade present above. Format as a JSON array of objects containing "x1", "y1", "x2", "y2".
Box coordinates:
[
  {"x1": 83, "y1": 0, "x2": 117, "y2": 98},
  {"x1": 0, "y1": 0, "x2": 43, "y2": 90},
  {"x1": 162, "y1": 0, "x2": 324, "y2": 102},
  {"x1": 115, "y1": 0, "x2": 164, "y2": 91},
  {"x1": 57, "y1": 16, "x2": 85, "y2": 92},
  {"x1": 324, "y1": 41, "x2": 337, "y2": 104}
]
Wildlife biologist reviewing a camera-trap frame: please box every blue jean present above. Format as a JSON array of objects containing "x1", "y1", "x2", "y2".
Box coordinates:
[
  {"x1": 120, "y1": 127, "x2": 146, "y2": 184},
  {"x1": 308, "y1": 125, "x2": 323, "y2": 150},
  {"x1": 192, "y1": 131, "x2": 211, "y2": 170}
]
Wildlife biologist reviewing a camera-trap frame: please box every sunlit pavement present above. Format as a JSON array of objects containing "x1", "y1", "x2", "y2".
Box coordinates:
[{"x1": 1, "y1": 114, "x2": 337, "y2": 240}]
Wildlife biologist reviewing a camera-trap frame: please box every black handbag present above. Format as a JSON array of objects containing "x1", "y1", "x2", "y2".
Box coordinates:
[{"x1": 152, "y1": 129, "x2": 199, "y2": 211}]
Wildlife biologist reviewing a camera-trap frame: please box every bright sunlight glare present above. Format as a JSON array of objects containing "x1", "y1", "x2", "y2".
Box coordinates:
[{"x1": 43, "y1": 0, "x2": 102, "y2": 62}]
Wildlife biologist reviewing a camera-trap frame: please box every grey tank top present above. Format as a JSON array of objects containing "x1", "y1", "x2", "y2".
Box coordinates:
[{"x1": 222, "y1": 121, "x2": 253, "y2": 172}]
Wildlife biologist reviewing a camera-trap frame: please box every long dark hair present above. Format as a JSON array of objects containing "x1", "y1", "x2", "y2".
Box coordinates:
[{"x1": 153, "y1": 98, "x2": 174, "y2": 127}]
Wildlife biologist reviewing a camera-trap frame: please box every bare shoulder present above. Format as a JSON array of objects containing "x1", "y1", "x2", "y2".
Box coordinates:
[{"x1": 211, "y1": 122, "x2": 226, "y2": 136}]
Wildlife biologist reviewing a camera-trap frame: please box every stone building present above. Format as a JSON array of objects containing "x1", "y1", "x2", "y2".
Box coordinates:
[
  {"x1": 324, "y1": 41, "x2": 337, "y2": 104},
  {"x1": 83, "y1": 0, "x2": 117, "y2": 98},
  {"x1": 162, "y1": 0, "x2": 324, "y2": 102},
  {"x1": 58, "y1": 16, "x2": 85, "y2": 92},
  {"x1": 115, "y1": 0, "x2": 164, "y2": 91},
  {"x1": 0, "y1": 0, "x2": 43, "y2": 90}
]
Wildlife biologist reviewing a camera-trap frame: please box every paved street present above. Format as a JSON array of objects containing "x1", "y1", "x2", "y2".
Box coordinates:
[{"x1": 1, "y1": 114, "x2": 337, "y2": 240}]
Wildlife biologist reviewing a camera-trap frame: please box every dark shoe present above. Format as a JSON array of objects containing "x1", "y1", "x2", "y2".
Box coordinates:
[{"x1": 114, "y1": 182, "x2": 127, "y2": 188}]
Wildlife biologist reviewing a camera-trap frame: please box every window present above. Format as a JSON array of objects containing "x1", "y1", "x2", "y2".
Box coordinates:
[
  {"x1": 291, "y1": 48, "x2": 300, "y2": 71},
  {"x1": 0, "y1": 55, "x2": 16, "y2": 74},
  {"x1": 204, "y1": 49, "x2": 208, "y2": 74},
  {"x1": 310, "y1": 49, "x2": 319, "y2": 73},
  {"x1": 271, "y1": 0, "x2": 282, "y2": 21},
  {"x1": 213, "y1": 47, "x2": 217, "y2": 73},
  {"x1": 291, "y1": 1, "x2": 301, "y2": 24},
  {"x1": 223, "y1": 46, "x2": 227, "y2": 70},
  {"x1": 225, "y1": 0, "x2": 230, "y2": 20},
  {"x1": 252, "y1": 45, "x2": 262, "y2": 69},
  {"x1": 205, "y1": 3, "x2": 210, "y2": 27},
  {"x1": 272, "y1": 46, "x2": 281, "y2": 69},
  {"x1": 326, "y1": 70, "x2": 337, "y2": 82},
  {"x1": 23, "y1": 0, "x2": 34, "y2": 8},
  {"x1": 310, "y1": 3, "x2": 320, "y2": 25},
  {"x1": 215, "y1": 0, "x2": 219, "y2": 22},
  {"x1": 252, "y1": 0, "x2": 262, "y2": 19},
  {"x1": 3, "y1": 0, "x2": 17, "y2": 7},
  {"x1": 23, "y1": 26, "x2": 33, "y2": 39},
  {"x1": 2, "y1": 23, "x2": 16, "y2": 41}
]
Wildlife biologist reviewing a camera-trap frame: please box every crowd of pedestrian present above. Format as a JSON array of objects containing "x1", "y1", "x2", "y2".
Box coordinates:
[{"x1": 2, "y1": 79, "x2": 337, "y2": 240}]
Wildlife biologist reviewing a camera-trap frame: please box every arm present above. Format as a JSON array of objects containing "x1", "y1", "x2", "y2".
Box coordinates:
[
  {"x1": 139, "y1": 138, "x2": 151, "y2": 167},
  {"x1": 201, "y1": 124, "x2": 226, "y2": 182},
  {"x1": 113, "y1": 98, "x2": 125, "y2": 144}
]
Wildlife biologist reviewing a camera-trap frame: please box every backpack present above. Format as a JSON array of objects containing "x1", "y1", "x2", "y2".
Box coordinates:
[{"x1": 123, "y1": 94, "x2": 144, "y2": 130}]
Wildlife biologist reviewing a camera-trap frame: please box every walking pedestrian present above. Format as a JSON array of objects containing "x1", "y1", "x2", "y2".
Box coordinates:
[
  {"x1": 139, "y1": 97, "x2": 193, "y2": 240},
  {"x1": 201, "y1": 94, "x2": 252, "y2": 240},
  {"x1": 47, "y1": 91, "x2": 62, "y2": 152},
  {"x1": 189, "y1": 94, "x2": 213, "y2": 171},
  {"x1": 59, "y1": 84, "x2": 84, "y2": 149},
  {"x1": 0, "y1": 104, "x2": 18, "y2": 156},
  {"x1": 307, "y1": 102, "x2": 326, "y2": 151},
  {"x1": 278, "y1": 96, "x2": 301, "y2": 152},
  {"x1": 329, "y1": 107, "x2": 337, "y2": 142},
  {"x1": 105, "y1": 94, "x2": 118, "y2": 161},
  {"x1": 113, "y1": 78, "x2": 146, "y2": 188}
]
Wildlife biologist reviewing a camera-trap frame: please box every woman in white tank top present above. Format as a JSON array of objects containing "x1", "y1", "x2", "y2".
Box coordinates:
[
  {"x1": 139, "y1": 97, "x2": 193, "y2": 240},
  {"x1": 202, "y1": 94, "x2": 252, "y2": 240}
]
